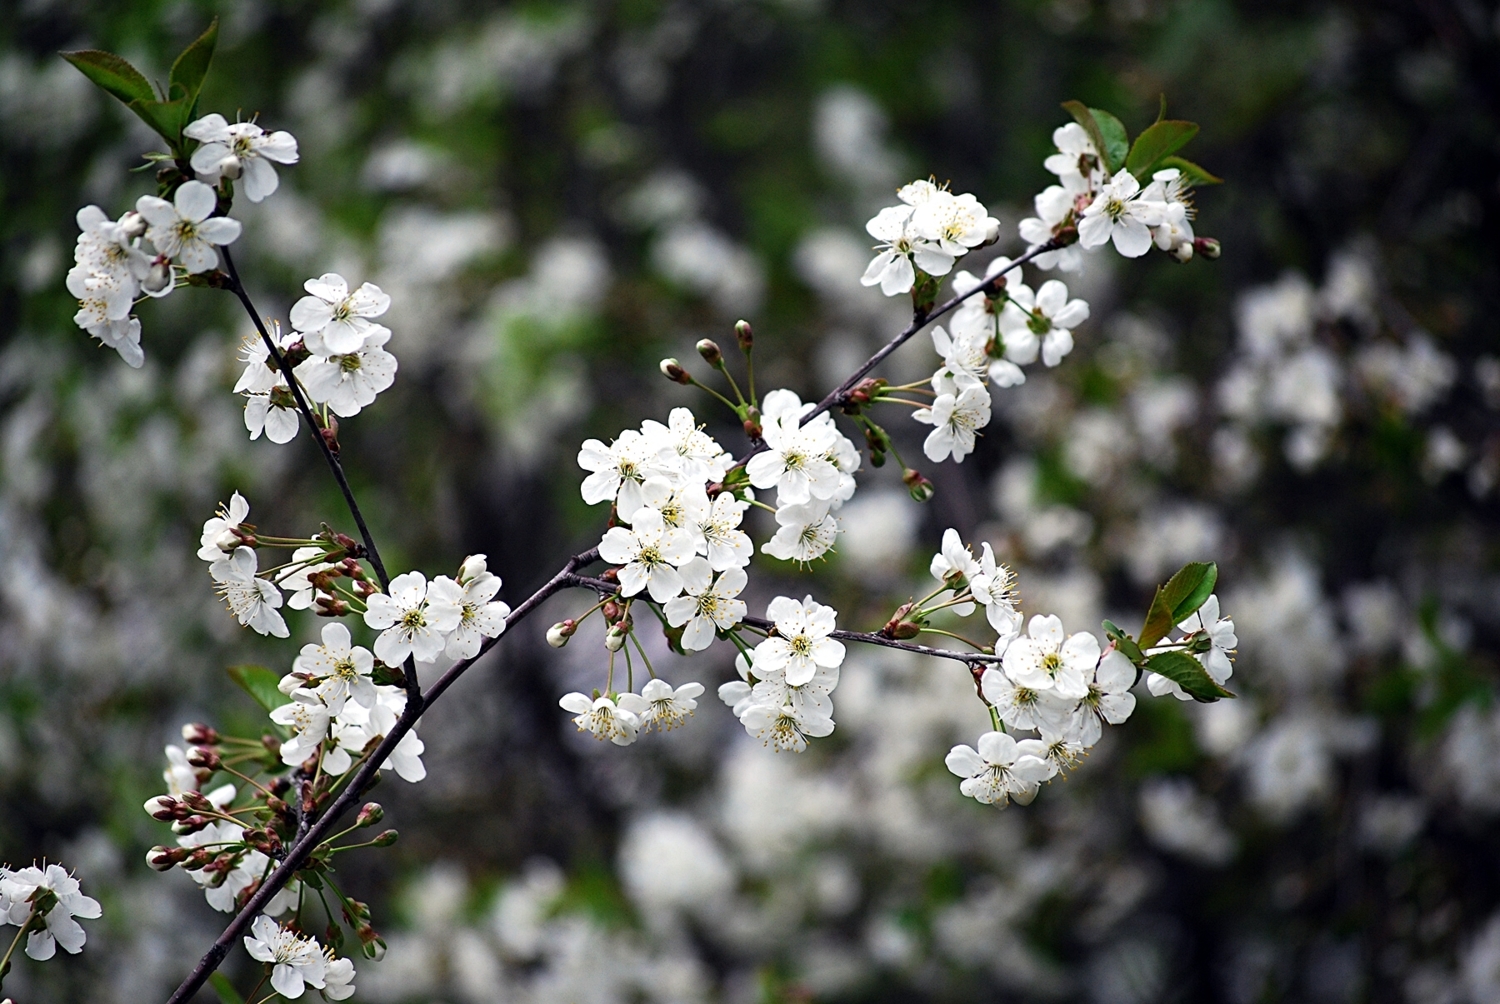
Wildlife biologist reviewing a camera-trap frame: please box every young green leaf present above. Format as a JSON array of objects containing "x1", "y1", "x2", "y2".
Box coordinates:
[
  {"x1": 1101, "y1": 619, "x2": 1145, "y2": 664},
  {"x1": 169, "y1": 17, "x2": 218, "y2": 108},
  {"x1": 1157, "y1": 155, "x2": 1223, "y2": 186},
  {"x1": 1088, "y1": 107, "x2": 1130, "y2": 175},
  {"x1": 209, "y1": 972, "x2": 246, "y2": 1004},
  {"x1": 1061, "y1": 100, "x2": 1108, "y2": 172},
  {"x1": 1125, "y1": 120, "x2": 1199, "y2": 179},
  {"x1": 60, "y1": 49, "x2": 157, "y2": 106},
  {"x1": 1138, "y1": 561, "x2": 1218, "y2": 649},
  {"x1": 1144, "y1": 650, "x2": 1234, "y2": 701},
  {"x1": 128, "y1": 97, "x2": 191, "y2": 146},
  {"x1": 227, "y1": 664, "x2": 285, "y2": 714}
]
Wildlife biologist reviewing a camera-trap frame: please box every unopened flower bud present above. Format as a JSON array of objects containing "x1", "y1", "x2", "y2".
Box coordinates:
[
  {"x1": 660, "y1": 358, "x2": 690, "y2": 384},
  {"x1": 1192, "y1": 237, "x2": 1221, "y2": 259},
  {"x1": 262, "y1": 734, "x2": 282, "y2": 758},
  {"x1": 146, "y1": 845, "x2": 188, "y2": 871},
  {"x1": 371, "y1": 829, "x2": 399, "y2": 847},
  {"x1": 181, "y1": 723, "x2": 219, "y2": 746},
  {"x1": 187, "y1": 746, "x2": 221, "y2": 770},
  {"x1": 219, "y1": 155, "x2": 243, "y2": 180},
  {"x1": 902, "y1": 468, "x2": 935, "y2": 502},
  {"x1": 142, "y1": 257, "x2": 173, "y2": 295},
  {"x1": 358, "y1": 929, "x2": 387, "y2": 960},
  {"x1": 547, "y1": 620, "x2": 577, "y2": 648},
  {"x1": 181, "y1": 790, "x2": 214, "y2": 812},
  {"x1": 605, "y1": 623, "x2": 628, "y2": 652},
  {"x1": 144, "y1": 795, "x2": 178, "y2": 820},
  {"x1": 696, "y1": 339, "x2": 723, "y2": 366},
  {"x1": 602, "y1": 600, "x2": 621, "y2": 623},
  {"x1": 735, "y1": 319, "x2": 753, "y2": 351},
  {"x1": 743, "y1": 405, "x2": 762, "y2": 440},
  {"x1": 1171, "y1": 242, "x2": 1194, "y2": 263},
  {"x1": 173, "y1": 815, "x2": 212, "y2": 836},
  {"x1": 118, "y1": 210, "x2": 146, "y2": 239},
  {"x1": 356, "y1": 802, "x2": 384, "y2": 828}
]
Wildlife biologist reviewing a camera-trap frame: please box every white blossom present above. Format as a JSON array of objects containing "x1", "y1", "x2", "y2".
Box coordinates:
[
  {"x1": 1018, "y1": 184, "x2": 1086, "y2": 272},
  {"x1": 598, "y1": 507, "x2": 695, "y2": 602},
  {"x1": 295, "y1": 324, "x2": 398, "y2": 418},
  {"x1": 578, "y1": 429, "x2": 666, "y2": 517},
  {"x1": 640, "y1": 407, "x2": 731, "y2": 484},
  {"x1": 636, "y1": 679, "x2": 706, "y2": 731},
  {"x1": 746, "y1": 414, "x2": 841, "y2": 505},
  {"x1": 696, "y1": 491, "x2": 753, "y2": 570},
  {"x1": 1078, "y1": 172, "x2": 1164, "y2": 259},
  {"x1": 944, "y1": 731, "x2": 1054, "y2": 806},
  {"x1": 322, "y1": 954, "x2": 357, "y2": 1001},
  {"x1": 210, "y1": 546, "x2": 288, "y2": 637},
  {"x1": 911, "y1": 190, "x2": 1000, "y2": 257},
  {"x1": 1042, "y1": 122, "x2": 1101, "y2": 194},
  {"x1": 663, "y1": 559, "x2": 746, "y2": 651},
  {"x1": 243, "y1": 915, "x2": 327, "y2": 999},
  {"x1": 559, "y1": 692, "x2": 648, "y2": 746},
  {"x1": 244, "y1": 387, "x2": 300, "y2": 444},
  {"x1": 980, "y1": 667, "x2": 1070, "y2": 733},
  {"x1": 84, "y1": 316, "x2": 145, "y2": 368},
  {"x1": 275, "y1": 546, "x2": 337, "y2": 611},
  {"x1": 0, "y1": 864, "x2": 102, "y2": 961},
  {"x1": 363, "y1": 571, "x2": 462, "y2": 665},
  {"x1": 1143, "y1": 167, "x2": 1195, "y2": 258},
  {"x1": 761, "y1": 499, "x2": 840, "y2": 564},
  {"x1": 913, "y1": 372, "x2": 990, "y2": 463},
  {"x1": 290, "y1": 622, "x2": 377, "y2": 713},
  {"x1": 184, "y1": 114, "x2": 299, "y2": 202},
  {"x1": 1001, "y1": 614, "x2": 1096, "y2": 700},
  {"x1": 1070, "y1": 647, "x2": 1137, "y2": 745},
  {"x1": 135, "y1": 180, "x2": 241, "y2": 273},
  {"x1": 634, "y1": 478, "x2": 710, "y2": 552},
  {"x1": 738, "y1": 701, "x2": 834, "y2": 753},
  {"x1": 269, "y1": 690, "x2": 332, "y2": 767},
  {"x1": 752, "y1": 595, "x2": 845, "y2": 688},
  {"x1": 970, "y1": 543, "x2": 1022, "y2": 638},
  {"x1": 198, "y1": 491, "x2": 250, "y2": 561},
  {"x1": 429, "y1": 556, "x2": 510, "y2": 660},
  {"x1": 999, "y1": 279, "x2": 1090, "y2": 368},
  {"x1": 860, "y1": 204, "x2": 952, "y2": 297},
  {"x1": 233, "y1": 319, "x2": 295, "y2": 395},
  {"x1": 1147, "y1": 594, "x2": 1236, "y2": 700},
  {"x1": 290, "y1": 273, "x2": 392, "y2": 356}
]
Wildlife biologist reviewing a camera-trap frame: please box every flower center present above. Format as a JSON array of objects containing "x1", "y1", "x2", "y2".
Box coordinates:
[
  {"x1": 638, "y1": 544, "x2": 663, "y2": 567},
  {"x1": 339, "y1": 353, "x2": 362, "y2": 372},
  {"x1": 1104, "y1": 197, "x2": 1128, "y2": 222},
  {"x1": 401, "y1": 609, "x2": 426, "y2": 631},
  {"x1": 334, "y1": 657, "x2": 359, "y2": 681},
  {"x1": 790, "y1": 634, "x2": 814, "y2": 659},
  {"x1": 1041, "y1": 651, "x2": 1062, "y2": 676},
  {"x1": 1027, "y1": 310, "x2": 1053, "y2": 335}
]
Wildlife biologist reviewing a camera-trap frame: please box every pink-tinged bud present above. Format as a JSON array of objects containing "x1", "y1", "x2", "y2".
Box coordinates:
[
  {"x1": 181, "y1": 790, "x2": 213, "y2": 811},
  {"x1": 172, "y1": 815, "x2": 212, "y2": 836},
  {"x1": 181, "y1": 723, "x2": 219, "y2": 745},
  {"x1": 144, "y1": 795, "x2": 178, "y2": 820},
  {"x1": 118, "y1": 210, "x2": 146, "y2": 239},
  {"x1": 371, "y1": 829, "x2": 399, "y2": 847},
  {"x1": 359, "y1": 930, "x2": 387, "y2": 961},
  {"x1": 1192, "y1": 237, "x2": 1221, "y2": 259},
  {"x1": 187, "y1": 746, "x2": 221, "y2": 770},
  {"x1": 902, "y1": 468, "x2": 935, "y2": 502},
  {"x1": 660, "y1": 358, "x2": 690, "y2": 384},
  {"x1": 547, "y1": 620, "x2": 576, "y2": 648},
  {"x1": 146, "y1": 845, "x2": 188, "y2": 871},
  {"x1": 734, "y1": 319, "x2": 753, "y2": 351},
  {"x1": 356, "y1": 802, "x2": 384, "y2": 828},
  {"x1": 696, "y1": 339, "x2": 723, "y2": 366}
]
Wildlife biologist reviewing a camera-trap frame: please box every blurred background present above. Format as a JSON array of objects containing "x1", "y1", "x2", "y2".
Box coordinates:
[{"x1": 2, "y1": 0, "x2": 1498, "y2": 1001}]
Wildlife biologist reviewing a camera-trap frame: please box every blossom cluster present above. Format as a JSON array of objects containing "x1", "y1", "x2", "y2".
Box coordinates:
[{"x1": 0, "y1": 863, "x2": 101, "y2": 963}]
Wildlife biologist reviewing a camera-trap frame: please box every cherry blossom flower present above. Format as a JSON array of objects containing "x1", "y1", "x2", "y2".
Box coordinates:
[
  {"x1": 912, "y1": 190, "x2": 1000, "y2": 257},
  {"x1": 162, "y1": 744, "x2": 200, "y2": 796},
  {"x1": 322, "y1": 954, "x2": 357, "y2": 1001},
  {"x1": 210, "y1": 546, "x2": 288, "y2": 637},
  {"x1": 1078, "y1": 172, "x2": 1165, "y2": 259},
  {"x1": 295, "y1": 324, "x2": 398, "y2": 418},
  {"x1": 981, "y1": 667, "x2": 1070, "y2": 733},
  {"x1": 232, "y1": 320, "x2": 295, "y2": 396},
  {"x1": 1070, "y1": 647, "x2": 1138, "y2": 745},
  {"x1": 428, "y1": 557, "x2": 510, "y2": 660},
  {"x1": 184, "y1": 114, "x2": 299, "y2": 202},
  {"x1": 746, "y1": 414, "x2": 841, "y2": 505},
  {"x1": 637, "y1": 679, "x2": 706, "y2": 731},
  {"x1": 275, "y1": 546, "x2": 337, "y2": 610},
  {"x1": 1143, "y1": 168, "x2": 1196, "y2": 259},
  {"x1": 136, "y1": 180, "x2": 241, "y2": 273},
  {"x1": 640, "y1": 407, "x2": 732, "y2": 484},
  {"x1": 860, "y1": 205, "x2": 953, "y2": 296},
  {"x1": 290, "y1": 273, "x2": 392, "y2": 356},
  {"x1": 84, "y1": 316, "x2": 145, "y2": 368},
  {"x1": 363, "y1": 571, "x2": 462, "y2": 665},
  {"x1": 599, "y1": 507, "x2": 696, "y2": 601},
  {"x1": 559, "y1": 692, "x2": 648, "y2": 746},
  {"x1": 270, "y1": 690, "x2": 332, "y2": 767},
  {"x1": 663, "y1": 558, "x2": 746, "y2": 651},
  {"x1": 291, "y1": 622, "x2": 377, "y2": 713},
  {"x1": 999, "y1": 279, "x2": 1090, "y2": 368},
  {"x1": 634, "y1": 478, "x2": 710, "y2": 550},
  {"x1": 753, "y1": 595, "x2": 845, "y2": 687},
  {"x1": 739, "y1": 701, "x2": 834, "y2": 753},
  {"x1": 945, "y1": 731, "x2": 1055, "y2": 806},
  {"x1": 1019, "y1": 184, "x2": 1086, "y2": 272},
  {"x1": 1147, "y1": 594, "x2": 1237, "y2": 700},
  {"x1": 761, "y1": 499, "x2": 840, "y2": 564},
  {"x1": 198, "y1": 491, "x2": 250, "y2": 561},
  {"x1": 244, "y1": 386, "x2": 300, "y2": 444},
  {"x1": 1001, "y1": 614, "x2": 1097, "y2": 700},
  {"x1": 243, "y1": 915, "x2": 327, "y2": 999},
  {"x1": 1043, "y1": 122, "x2": 1101, "y2": 194},
  {"x1": 578, "y1": 429, "x2": 665, "y2": 517},
  {"x1": 0, "y1": 864, "x2": 102, "y2": 961},
  {"x1": 748, "y1": 657, "x2": 838, "y2": 720},
  {"x1": 696, "y1": 491, "x2": 753, "y2": 570},
  {"x1": 971, "y1": 543, "x2": 1022, "y2": 639},
  {"x1": 72, "y1": 205, "x2": 150, "y2": 295},
  {"x1": 930, "y1": 527, "x2": 981, "y2": 588},
  {"x1": 913, "y1": 372, "x2": 991, "y2": 463},
  {"x1": 930, "y1": 324, "x2": 991, "y2": 385}
]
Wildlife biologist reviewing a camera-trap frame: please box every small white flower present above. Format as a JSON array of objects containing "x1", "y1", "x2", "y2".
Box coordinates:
[
  {"x1": 83, "y1": 316, "x2": 145, "y2": 368},
  {"x1": 1042, "y1": 122, "x2": 1101, "y2": 194},
  {"x1": 295, "y1": 325, "x2": 398, "y2": 418},
  {"x1": 860, "y1": 204, "x2": 954, "y2": 296},
  {"x1": 1078, "y1": 172, "x2": 1165, "y2": 259},
  {"x1": 321, "y1": 953, "x2": 357, "y2": 1001},
  {"x1": 291, "y1": 622, "x2": 377, "y2": 713},
  {"x1": 913, "y1": 372, "x2": 991, "y2": 463},
  {"x1": 738, "y1": 701, "x2": 834, "y2": 752},
  {"x1": 980, "y1": 667, "x2": 1071, "y2": 733},
  {"x1": 930, "y1": 527, "x2": 981, "y2": 589},
  {"x1": 746, "y1": 414, "x2": 842, "y2": 505},
  {"x1": 1142, "y1": 168, "x2": 1196, "y2": 256},
  {"x1": 244, "y1": 385, "x2": 300, "y2": 444},
  {"x1": 637, "y1": 678, "x2": 706, "y2": 731},
  {"x1": 930, "y1": 323, "x2": 991, "y2": 385},
  {"x1": 428, "y1": 558, "x2": 510, "y2": 660},
  {"x1": 363, "y1": 571, "x2": 463, "y2": 665},
  {"x1": 761, "y1": 499, "x2": 840, "y2": 564},
  {"x1": 290, "y1": 273, "x2": 392, "y2": 356},
  {"x1": 911, "y1": 190, "x2": 999, "y2": 257},
  {"x1": 577, "y1": 429, "x2": 667, "y2": 518},
  {"x1": 753, "y1": 595, "x2": 845, "y2": 687},
  {"x1": 640, "y1": 407, "x2": 731, "y2": 484},
  {"x1": 634, "y1": 478, "x2": 710, "y2": 551},
  {"x1": 72, "y1": 205, "x2": 150, "y2": 294},
  {"x1": 66, "y1": 263, "x2": 134, "y2": 326},
  {"x1": 198, "y1": 491, "x2": 251, "y2": 561},
  {"x1": 696, "y1": 491, "x2": 753, "y2": 570},
  {"x1": 270, "y1": 690, "x2": 333, "y2": 767},
  {"x1": 663, "y1": 558, "x2": 746, "y2": 651},
  {"x1": 1018, "y1": 184, "x2": 1086, "y2": 272},
  {"x1": 275, "y1": 546, "x2": 338, "y2": 611},
  {"x1": 1146, "y1": 594, "x2": 1237, "y2": 700},
  {"x1": 243, "y1": 914, "x2": 327, "y2": 999},
  {"x1": 944, "y1": 731, "x2": 1054, "y2": 806},
  {"x1": 1071, "y1": 647, "x2": 1138, "y2": 746},
  {"x1": 0, "y1": 863, "x2": 102, "y2": 961},
  {"x1": 383, "y1": 728, "x2": 427, "y2": 782},
  {"x1": 162, "y1": 744, "x2": 199, "y2": 796},
  {"x1": 135, "y1": 180, "x2": 241, "y2": 273},
  {"x1": 1001, "y1": 614, "x2": 1096, "y2": 700},
  {"x1": 999, "y1": 279, "x2": 1089, "y2": 368},
  {"x1": 184, "y1": 114, "x2": 300, "y2": 202},
  {"x1": 233, "y1": 319, "x2": 296, "y2": 395},
  {"x1": 559, "y1": 692, "x2": 648, "y2": 746},
  {"x1": 598, "y1": 507, "x2": 696, "y2": 602},
  {"x1": 210, "y1": 546, "x2": 288, "y2": 638},
  {"x1": 970, "y1": 543, "x2": 1022, "y2": 639}
]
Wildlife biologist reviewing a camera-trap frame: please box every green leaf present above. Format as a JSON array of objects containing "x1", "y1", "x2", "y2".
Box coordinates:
[
  {"x1": 168, "y1": 17, "x2": 218, "y2": 107},
  {"x1": 1089, "y1": 107, "x2": 1130, "y2": 175},
  {"x1": 1144, "y1": 650, "x2": 1234, "y2": 701},
  {"x1": 1125, "y1": 120, "x2": 1199, "y2": 179},
  {"x1": 123, "y1": 98, "x2": 191, "y2": 145},
  {"x1": 209, "y1": 972, "x2": 246, "y2": 1004},
  {"x1": 60, "y1": 49, "x2": 157, "y2": 106},
  {"x1": 227, "y1": 664, "x2": 285, "y2": 713},
  {"x1": 1139, "y1": 561, "x2": 1218, "y2": 650},
  {"x1": 1101, "y1": 619, "x2": 1145, "y2": 664},
  {"x1": 1060, "y1": 100, "x2": 1107, "y2": 172},
  {"x1": 1157, "y1": 155, "x2": 1223, "y2": 186}
]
